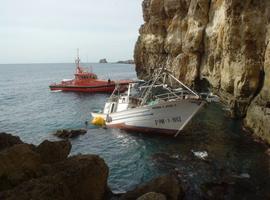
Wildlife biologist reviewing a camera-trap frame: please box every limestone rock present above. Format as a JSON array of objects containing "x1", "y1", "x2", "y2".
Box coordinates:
[
  {"x1": 134, "y1": 0, "x2": 270, "y2": 142},
  {"x1": 137, "y1": 192, "x2": 167, "y2": 200},
  {"x1": 0, "y1": 133, "x2": 23, "y2": 151},
  {"x1": 35, "y1": 140, "x2": 71, "y2": 164},
  {"x1": 120, "y1": 175, "x2": 183, "y2": 200},
  {"x1": 164, "y1": 0, "x2": 180, "y2": 18},
  {"x1": 245, "y1": 29, "x2": 270, "y2": 144}
]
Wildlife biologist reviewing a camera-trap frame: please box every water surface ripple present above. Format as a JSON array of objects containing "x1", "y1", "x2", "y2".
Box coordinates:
[{"x1": 0, "y1": 63, "x2": 269, "y2": 199}]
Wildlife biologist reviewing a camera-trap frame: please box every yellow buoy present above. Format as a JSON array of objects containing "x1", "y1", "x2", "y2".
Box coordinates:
[{"x1": 91, "y1": 116, "x2": 106, "y2": 127}]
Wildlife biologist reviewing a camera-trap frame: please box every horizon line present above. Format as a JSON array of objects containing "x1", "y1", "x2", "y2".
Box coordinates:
[{"x1": 0, "y1": 61, "x2": 135, "y2": 65}]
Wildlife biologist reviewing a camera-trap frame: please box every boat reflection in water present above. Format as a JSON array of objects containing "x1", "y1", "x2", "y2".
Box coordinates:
[{"x1": 91, "y1": 67, "x2": 205, "y2": 136}]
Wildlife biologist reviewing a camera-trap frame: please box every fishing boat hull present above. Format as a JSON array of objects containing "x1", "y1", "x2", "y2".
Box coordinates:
[{"x1": 91, "y1": 99, "x2": 205, "y2": 135}]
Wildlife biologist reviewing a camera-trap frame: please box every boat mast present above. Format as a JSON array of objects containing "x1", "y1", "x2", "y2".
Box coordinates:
[
  {"x1": 139, "y1": 67, "x2": 200, "y2": 106},
  {"x1": 75, "y1": 48, "x2": 81, "y2": 73},
  {"x1": 140, "y1": 67, "x2": 164, "y2": 106}
]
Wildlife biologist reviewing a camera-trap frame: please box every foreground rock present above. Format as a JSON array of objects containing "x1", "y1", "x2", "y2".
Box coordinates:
[
  {"x1": 35, "y1": 140, "x2": 71, "y2": 164},
  {"x1": 54, "y1": 129, "x2": 87, "y2": 139},
  {"x1": 134, "y1": 0, "x2": 270, "y2": 143},
  {"x1": 2, "y1": 155, "x2": 109, "y2": 200},
  {"x1": 137, "y1": 192, "x2": 167, "y2": 200},
  {"x1": 0, "y1": 133, "x2": 109, "y2": 200},
  {"x1": 0, "y1": 144, "x2": 42, "y2": 191},
  {"x1": 120, "y1": 175, "x2": 184, "y2": 200},
  {"x1": 0, "y1": 132, "x2": 23, "y2": 151}
]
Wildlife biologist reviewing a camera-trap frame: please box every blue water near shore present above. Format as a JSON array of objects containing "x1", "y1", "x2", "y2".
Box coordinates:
[{"x1": 0, "y1": 63, "x2": 269, "y2": 199}]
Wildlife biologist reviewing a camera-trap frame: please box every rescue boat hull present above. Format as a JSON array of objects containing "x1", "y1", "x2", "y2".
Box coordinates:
[{"x1": 49, "y1": 83, "x2": 128, "y2": 93}]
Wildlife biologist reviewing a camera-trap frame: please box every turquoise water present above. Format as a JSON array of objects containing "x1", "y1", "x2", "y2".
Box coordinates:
[{"x1": 0, "y1": 63, "x2": 269, "y2": 199}]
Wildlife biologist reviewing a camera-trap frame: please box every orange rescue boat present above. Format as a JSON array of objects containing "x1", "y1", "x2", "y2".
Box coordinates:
[{"x1": 49, "y1": 52, "x2": 131, "y2": 93}]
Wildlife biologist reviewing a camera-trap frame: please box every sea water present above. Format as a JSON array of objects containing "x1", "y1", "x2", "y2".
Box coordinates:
[{"x1": 0, "y1": 63, "x2": 269, "y2": 199}]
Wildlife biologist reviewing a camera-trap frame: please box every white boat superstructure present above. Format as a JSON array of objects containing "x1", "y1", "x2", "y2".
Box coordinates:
[{"x1": 91, "y1": 67, "x2": 205, "y2": 137}]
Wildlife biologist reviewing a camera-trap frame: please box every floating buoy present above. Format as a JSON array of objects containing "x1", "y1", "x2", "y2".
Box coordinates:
[{"x1": 91, "y1": 116, "x2": 106, "y2": 127}]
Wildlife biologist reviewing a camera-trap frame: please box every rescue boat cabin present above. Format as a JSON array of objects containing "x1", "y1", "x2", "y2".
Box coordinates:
[{"x1": 74, "y1": 54, "x2": 97, "y2": 82}]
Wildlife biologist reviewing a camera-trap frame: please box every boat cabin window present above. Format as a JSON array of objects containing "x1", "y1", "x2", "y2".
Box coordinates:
[{"x1": 75, "y1": 74, "x2": 97, "y2": 80}]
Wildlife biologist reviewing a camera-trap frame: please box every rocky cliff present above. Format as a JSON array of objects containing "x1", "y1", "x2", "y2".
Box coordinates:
[{"x1": 134, "y1": 0, "x2": 270, "y2": 143}]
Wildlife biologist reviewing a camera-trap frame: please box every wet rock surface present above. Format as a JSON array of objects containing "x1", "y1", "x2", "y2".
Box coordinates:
[
  {"x1": 54, "y1": 129, "x2": 87, "y2": 139},
  {"x1": 134, "y1": 0, "x2": 270, "y2": 143},
  {"x1": 0, "y1": 132, "x2": 23, "y2": 151},
  {"x1": 137, "y1": 192, "x2": 167, "y2": 200}
]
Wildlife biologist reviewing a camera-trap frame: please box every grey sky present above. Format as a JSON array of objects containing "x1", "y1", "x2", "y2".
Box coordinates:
[{"x1": 0, "y1": 0, "x2": 143, "y2": 64}]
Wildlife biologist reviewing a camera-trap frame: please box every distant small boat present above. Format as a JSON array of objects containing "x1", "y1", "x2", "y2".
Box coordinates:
[{"x1": 49, "y1": 50, "x2": 131, "y2": 93}]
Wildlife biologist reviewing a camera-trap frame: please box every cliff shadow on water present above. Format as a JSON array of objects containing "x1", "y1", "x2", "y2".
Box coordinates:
[{"x1": 138, "y1": 102, "x2": 270, "y2": 199}]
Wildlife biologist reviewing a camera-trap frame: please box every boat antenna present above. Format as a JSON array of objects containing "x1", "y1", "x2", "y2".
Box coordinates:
[
  {"x1": 75, "y1": 48, "x2": 81, "y2": 73},
  {"x1": 75, "y1": 48, "x2": 80, "y2": 67}
]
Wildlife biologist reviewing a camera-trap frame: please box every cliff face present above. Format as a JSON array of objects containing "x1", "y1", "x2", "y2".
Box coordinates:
[
  {"x1": 134, "y1": 0, "x2": 270, "y2": 143},
  {"x1": 245, "y1": 30, "x2": 270, "y2": 144}
]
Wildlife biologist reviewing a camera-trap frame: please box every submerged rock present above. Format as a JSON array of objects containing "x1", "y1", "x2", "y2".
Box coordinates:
[
  {"x1": 201, "y1": 182, "x2": 231, "y2": 200},
  {"x1": 137, "y1": 192, "x2": 167, "y2": 200},
  {"x1": 120, "y1": 175, "x2": 184, "y2": 200},
  {"x1": 54, "y1": 129, "x2": 87, "y2": 139}
]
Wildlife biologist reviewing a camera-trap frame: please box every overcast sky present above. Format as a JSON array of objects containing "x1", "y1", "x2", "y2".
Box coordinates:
[{"x1": 0, "y1": 0, "x2": 143, "y2": 64}]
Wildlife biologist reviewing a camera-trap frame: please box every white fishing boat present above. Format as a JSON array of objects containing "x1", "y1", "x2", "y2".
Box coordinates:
[{"x1": 91, "y1": 67, "x2": 205, "y2": 137}]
